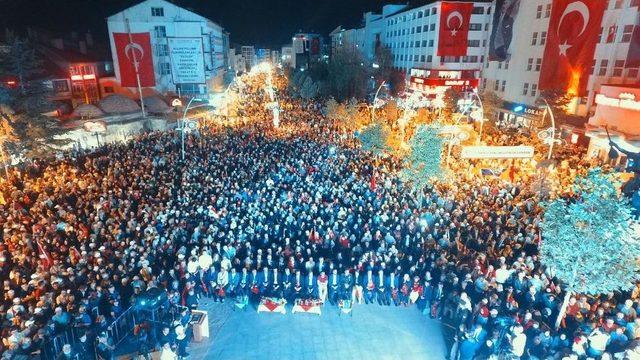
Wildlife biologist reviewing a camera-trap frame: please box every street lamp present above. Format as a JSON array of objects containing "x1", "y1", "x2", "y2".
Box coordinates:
[
  {"x1": 371, "y1": 81, "x2": 387, "y2": 123},
  {"x1": 174, "y1": 97, "x2": 207, "y2": 161},
  {"x1": 537, "y1": 98, "x2": 557, "y2": 160}
]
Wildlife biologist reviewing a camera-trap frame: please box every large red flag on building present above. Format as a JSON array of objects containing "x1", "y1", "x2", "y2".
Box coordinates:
[
  {"x1": 437, "y1": 2, "x2": 474, "y2": 57},
  {"x1": 539, "y1": 0, "x2": 606, "y2": 95},
  {"x1": 113, "y1": 32, "x2": 156, "y2": 87}
]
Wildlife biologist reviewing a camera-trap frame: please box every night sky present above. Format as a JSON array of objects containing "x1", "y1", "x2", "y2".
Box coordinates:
[{"x1": 0, "y1": 0, "x2": 417, "y2": 48}]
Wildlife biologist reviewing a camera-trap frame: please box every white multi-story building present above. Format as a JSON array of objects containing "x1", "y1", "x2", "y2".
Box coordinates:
[
  {"x1": 481, "y1": 0, "x2": 640, "y2": 127},
  {"x1": 106, "y1": 0, "x2": 228, "y2": 96},
  {"x1": 241, "y1": 46, "x2": 257, "y2": 71},
  {"x1": 281, "y1": 46, "x2": 294, "y2": 68},
  {"x1": 329, "y1": 26, "x2": 365, "y2": 57}
]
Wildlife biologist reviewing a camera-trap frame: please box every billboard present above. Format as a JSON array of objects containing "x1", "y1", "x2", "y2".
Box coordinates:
[
  {"x1": 489, "y1": 0, "x2": 521, "y2": 61},
  {"x1": 168, "y1": 37, "x2": 206, "y2": 84},
  {"x1": 461, "y1": 146, "x2": 534, "y2": 159}
]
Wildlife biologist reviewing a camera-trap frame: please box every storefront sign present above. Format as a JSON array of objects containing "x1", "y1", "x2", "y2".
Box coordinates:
[
  {"x1": 595, "y1": 93, "x2": 640, "y2": 111},
  {"x1": 410, "y1": 77, "x2": 479, "y2": 88},
  {"x1": 168, "y1": 37, "x2": 205, "y2": 84},
  {"x1": 501, "y1": 101, "x2": 543, "y2": 117},
  {"x1": 461, "y1": 146, "x2": 534, "y2": 159}
]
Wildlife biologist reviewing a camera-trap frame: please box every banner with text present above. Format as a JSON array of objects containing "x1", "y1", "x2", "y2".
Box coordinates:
[
  {"x1": 489, "y1": 0, "x2": 521, "y2": 61},
  {"x1": 461, "y1": 146, "x2": 535, "y2": 159},
  {"x1": 168, "y1": 37, "x2": 206, "y2": 84}
]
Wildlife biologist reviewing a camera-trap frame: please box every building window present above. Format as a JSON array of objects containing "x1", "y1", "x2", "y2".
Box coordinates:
[
  {"x1": 531, "y1": 84, "x2": 537, "y2": 97},
  {"x1": 469, "y1": 23, "x2": 482, "y2": 31},
  {"x1": 104, "y1": 86, "x2": 114, "y2": 94},
  {"x1": 429, "y1": 40, "x2": 434, "y2": 47},
  {"x1": 622, "y1": 25, "x2": 634, "y2": 42},
  {"x1": 52, "y1": 79, "x2": 69, "y2": 93},
  {"x1": 468, "y1": 40, "x2": 480, "y2": 47},
  {"x1": 155, "y1": 44, "x2": 169, "y2": 56},
  {"x1": 523, "y1": 82, "x2": 529, "y2": 96},
  {"x1": 418, "y1": 11, "x2": 423, "y2": 18},
  {"x1": 154, "y1": 26, "x2": 166, "y2": 38},
  {"x1": 536, "y1": 5, "x2": 543, "y2": 18},
  {"x1": 613, "y1": 60, "x2": 625, "y2": 76},
  {"x1": 430, "y1": 23, "x2": 435, "y2": 31},
  {"x1": 599, "y1": 59, "x2": 608, "y2": 76},
  {"x1": 501, "y1": 80, "x2": 506, "y2": 92},
  {"x1": 532, "y1": 32, "x2": 538, "y2": 45},
  {"x1": 631, "y1": 0, "x2": 639, "y2": 6},
  {"x1": 505, "y1": 61, "x2": 509, "y2": 69},
  {"x1": 414, "y1": 55, "x2": 419, "y2": 61},
  {"x1": 420, "y1": 55, "x2": 426, "y2": 62},
  {"x1": 498, "y1": 62, "x2": 502, "y2": 69},
  {"x1": 411, "y1": 28, "x2": 415, "y2": 34},
  {"x1": 541, "y1": 31, "x2": 547, "y2": 45},
  {"x1": 472, "y1": 6, "x2": 485, "y2": 14},
  {"x1": 431, "y1": 7, "x2": 437, "y2": 15},
  {"x1": 494, "y1": 80, "x2": 500, "y2": 91},
  {"x1": 427, "y1": 55, "x2": 432, "y2": 62},
  {"x1": 545, "y1": 4, "x2": 552, "y2": 17},
  {"x1": 416, "y1": 26, "x2": 422, "y2": 33},
  {"x1": 160, "y1": 62, "x2": 171, "y2": 75},
  {"x1": 151, "y1": 7, "x2": 164, "y2": 17},
  {"x1": 422, "y1": 40, "x2": 427, "y2": 47},
  {"x1": 527, "y1": 58, "x2": 533, "y2": 71},
  {"x1": 614, "y1": 0, "x2": 623, "y2": 9},
  {"x1": 628, "y1": 68, "x2": 639, "y2": 78},
  {"x1": 535, "y1": 58, "x2": 542, "y2": 71},
  {"x1": 415, "y1": 40, "x2": 420, "y2": 47},
  {"x1": 423, "y1": 25, "x2": 428, "y2": 32}
]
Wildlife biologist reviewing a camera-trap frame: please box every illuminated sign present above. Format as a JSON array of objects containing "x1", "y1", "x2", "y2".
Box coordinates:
[
  {"x1": 461, "y1": 146, "x2": 535, "y2": 159},
  {"x1": 595, "y1": 93, "x2": 640, "y2": 111},
  {"x1": 168, "y1": 37, "x2": 206, "y2": 84},
  {"x1": 410, "y1": 77, "x2": 478, "y2": 88},
  {"x1": 71, "y1": 74, "x2": 96, "y2": 81}
]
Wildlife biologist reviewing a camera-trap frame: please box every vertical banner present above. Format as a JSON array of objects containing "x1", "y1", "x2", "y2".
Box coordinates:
[
  {"x1": 437, "y1": 2, "x2": 474, "y2": 57},
  {"x1": 489, "y1": 0, "x2": 521, "y2": 61},
  {"x1": 539, "y1": 0, "x2": 607, "y2": 95},
  {"x1": 113, "y1": 32, "x2": 156, "y2": 87},
  {"x1": 626, "y1": 8, "x2": 640, "y2": 68},
  {"x1": 311, "y1": 38, "x2": 320, "y2": 55},
  {"x1": 168, "y1": 37, "x2": 206, "y2": 84}
]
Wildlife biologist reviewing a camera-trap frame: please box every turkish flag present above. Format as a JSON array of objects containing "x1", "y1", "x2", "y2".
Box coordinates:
[
  {"x1": 113, "y1": 32, "x2": 156, "y2": 87},
  {"x1": 539, "y1": 0, "x2": 606, "y2": 95},
  {"x1": 437, "y1": 2, "x2": 473, "y2": 56}
]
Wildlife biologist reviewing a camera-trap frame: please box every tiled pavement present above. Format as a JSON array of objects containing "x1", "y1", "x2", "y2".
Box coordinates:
[{"x1": 189, "y1": 299, "x2": 447, "y2": 360}]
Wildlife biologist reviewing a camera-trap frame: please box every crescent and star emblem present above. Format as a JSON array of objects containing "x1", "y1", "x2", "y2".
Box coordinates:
[
  {"x1": 557, "y1": 1, "x2": 590, "y2": 57},
  {"x1": 124, "y1": 42, "x2": 145, "y2": 66},
  {"x1": 446, "y1": 11, "x2": 464, "y2": 36}
]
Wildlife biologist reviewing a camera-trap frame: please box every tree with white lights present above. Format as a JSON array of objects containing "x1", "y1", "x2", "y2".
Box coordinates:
[
  {"x1": 401, "y1": 125, "x2": 444, "y2": 197},
  {"x1": 541, "y1": 168, "x2": 640, "y2": 329}
]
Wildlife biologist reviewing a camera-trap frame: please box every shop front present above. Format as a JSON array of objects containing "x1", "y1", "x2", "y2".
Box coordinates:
[
  {"x1": 497, "y1": 101, "x2": 544, "y2": 129},
  {"x1": 585, "y1": 84, "x2": 640, "y2": 165}
]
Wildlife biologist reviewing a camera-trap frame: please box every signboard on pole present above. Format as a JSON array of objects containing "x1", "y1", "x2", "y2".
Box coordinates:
[
  {"x1": 461, "y1": 146, "x2": 534, "y2": 159},
  {"x1": 168, "y1": 37, "x2": 206, "y2": 84}
]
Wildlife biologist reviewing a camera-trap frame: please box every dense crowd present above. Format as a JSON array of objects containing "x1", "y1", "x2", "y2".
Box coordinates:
[{"x1": 1, "y1": 71, "x2": 639, "y2": 360}]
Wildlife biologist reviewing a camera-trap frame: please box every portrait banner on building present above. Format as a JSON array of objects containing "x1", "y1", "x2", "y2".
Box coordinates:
[
  {"x1": 113, "y1": 32, "x2": 156, "y2": 87},
  {"x1": 488, "y1": 0, "x2": 521, "y2": 61},
  {"x1": 626, "y1": 8, "x2": 640, "y2": 68},
  {"x1": 539, "y1": 0, "x2": 607, "y2": 95},
  {"x1": 168, "y1": 37, "x2": 206, "y2": 84},
  {"x1": 437, "y1": 2, "x2": 473, "y2": 56}
]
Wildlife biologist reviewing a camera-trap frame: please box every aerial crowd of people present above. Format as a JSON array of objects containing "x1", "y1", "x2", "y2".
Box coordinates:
[{"x1": 0, "y1": 69, "x2": 639, "y2": 360}]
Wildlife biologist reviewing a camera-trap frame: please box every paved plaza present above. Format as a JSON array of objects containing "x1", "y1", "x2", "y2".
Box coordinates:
[{"x1": 189, "y1": 299, "x2": 448, "y2": 360}]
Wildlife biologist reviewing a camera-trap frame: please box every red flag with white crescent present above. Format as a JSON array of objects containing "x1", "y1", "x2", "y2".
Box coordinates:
[
  {"x1": 113, "y1": 32, "x2": 156, "y2": 87},
  {"x1": 539, "y1": 0, "x2": 606, "y2": 95},
  {"x1": 36, "y1": 240, "x2": 52, "y2": 270},
  {"x1": 437, "y1": 2, "x2": 473, "y2": 56}
]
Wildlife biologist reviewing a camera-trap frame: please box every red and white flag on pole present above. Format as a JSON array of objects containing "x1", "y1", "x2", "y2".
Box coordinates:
[
  {"x1": 437, "y1": 2, "x2": 474, "y2": 57},
  {"x1": 113, "y1": 32, "x2": 156, "y2": 87},
  {"x1": 36, "y1": 240, "x2": 52, "y2": 270},
  {"x1": 539, "y1": 0, "x2": 606, "y2": 95}
]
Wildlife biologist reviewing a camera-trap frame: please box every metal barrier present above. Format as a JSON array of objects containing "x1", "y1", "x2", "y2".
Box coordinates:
[{"x1": 39, "y1": 326, "x2": 83, "y2": 360}]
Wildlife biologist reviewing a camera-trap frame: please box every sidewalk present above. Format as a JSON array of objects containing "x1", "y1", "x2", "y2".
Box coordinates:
[{"x1": 189, "y1": 299, "x2": 447, "y2": 360}]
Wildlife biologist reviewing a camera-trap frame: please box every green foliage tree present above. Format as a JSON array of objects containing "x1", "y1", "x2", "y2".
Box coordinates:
[
  {"x1": 0, "y1": 34, "x2": 69, "y2": 158},
  {"x1": 359, "y1": 122, "x2": 390, "y2": 155},
  {"x1": 401, "y1": 125, "x2": 445, "y2": 197},
  {"x1": 326, "y1": 47, "x2": 369, "y2": 101},
  {"x1": 540, "y1": 169, "x2": 640, "y2": 329}
]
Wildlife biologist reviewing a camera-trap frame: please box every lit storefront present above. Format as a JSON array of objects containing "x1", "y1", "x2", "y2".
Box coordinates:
[
  {"x1": 408, "y1": 68, "x2": 479, "y2": 98},
  {"x1": 497, "y1": 101, "x2": 544, "y2": 129},
  {"x1": 586, "y1": 84, "x2": 640, "y2": 164}
]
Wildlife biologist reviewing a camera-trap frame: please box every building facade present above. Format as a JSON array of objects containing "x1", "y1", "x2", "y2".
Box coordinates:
[
  {"x1": 241, "y1": 46, "x2": 257, "y2": 71},
  {"x1": 106, "y1": 0, "x2": 228, "y2": 96}
]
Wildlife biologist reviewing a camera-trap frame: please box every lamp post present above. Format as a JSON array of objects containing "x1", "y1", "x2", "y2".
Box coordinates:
[
  {"x1": 0, "y1": 138, "x2": 9, "y2": 179},
  {"x1": 538, "y1": 98, "x2": 556, "y2": 160},
  {"x1": 371, "y1": 80, "x2": 387, "y2": 123},
  {"x1": 176, "y1": 97, "x2": 207, "y2": 161}
]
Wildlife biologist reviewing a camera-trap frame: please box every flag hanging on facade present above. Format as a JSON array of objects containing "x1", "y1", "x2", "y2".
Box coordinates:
[
  {"x1": 626, "y1": 8, "x2": 640, "y2": 68},
  {"x1": 113, "y1": 32, "x2": 156, "y2": 87},
  {"x1": 437, "y1": 2, "x2": 474, "y2": 57},
  {"x1": 489, "y1": 0, "x2": 521, "y2": 61},
  {"x1": 539, "y1": 0, "x2": 607, "y2": 95}
]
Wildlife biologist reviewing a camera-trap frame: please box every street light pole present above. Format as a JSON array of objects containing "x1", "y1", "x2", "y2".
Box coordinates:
[
  {"x1": 371, "y1": 80, "x2": 386, "y2": 123},
  {"x1": 0, "y1": 140, "x2": 9, "y2": 179},
  {"x1": 540, "y1": 98, "x2": 556, "y2": 160}
]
